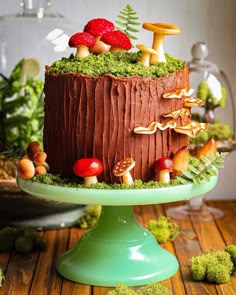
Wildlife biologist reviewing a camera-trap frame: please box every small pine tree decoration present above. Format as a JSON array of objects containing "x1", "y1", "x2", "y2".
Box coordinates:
[{"x1": 115, "y1": 4, "x2": 140, "y2": 41}]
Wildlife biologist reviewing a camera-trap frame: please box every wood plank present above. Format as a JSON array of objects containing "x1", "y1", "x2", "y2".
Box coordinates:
[
  {"x1": 0, "y1": 251, "x2": 40, "y2": 295},
  {"x1": 29, "y1": 229, "x2": 69, "y2": 295},
  {"x1": 164, "y1": 202, "x2": 218, "y2": 294}
]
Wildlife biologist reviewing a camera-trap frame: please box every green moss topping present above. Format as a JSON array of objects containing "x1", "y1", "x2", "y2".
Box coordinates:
[
  {"x1": 31, "y1": 173, "x2": 184, "y2": 189},
  {"x1": 48, "y1": 51, "x2": 184, "y2": 78}
]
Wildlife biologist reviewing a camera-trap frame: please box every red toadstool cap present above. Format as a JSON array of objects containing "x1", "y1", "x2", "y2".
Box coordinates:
[
  {"x1": 69, "y1": 32, "x2": 95, "y2": 48},
  {"x1": 73, "y1": 158, "x2": 103, "y2": 178},
  {"x1": 101, "y1": 30, "x2": 132, "y2": 50},
  {"x1": 154, "y1": 157, "x2": 174, "y2": 172},
  {"x1": 84, "y1": 18, "x2": 115, "y2": 36}
]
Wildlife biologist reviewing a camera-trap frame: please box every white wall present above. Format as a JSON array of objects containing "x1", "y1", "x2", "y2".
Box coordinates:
[{"x1": 0, "y1": 0, "x2": 235, "y2": 199}]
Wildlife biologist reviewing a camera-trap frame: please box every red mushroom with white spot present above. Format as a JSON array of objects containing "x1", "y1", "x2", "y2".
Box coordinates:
[
  {"x1": 154, "y1": 157, "x2": 174, "y2": 184},
  {"x1": 112, "y1": 158, "x2": 135, "y2": 185},
  {"x1": 68, "y1": 32, "x2": 96, "y2": 58},
  {"x1": 73, "y1": 158, "x2": 103, "y2": 187},
  {"x1": 84, "y1": 18, "x2": 115, "y2": 54},
  {"x1": 101, "y1": 30, "x2": 132, "y2": 52}
]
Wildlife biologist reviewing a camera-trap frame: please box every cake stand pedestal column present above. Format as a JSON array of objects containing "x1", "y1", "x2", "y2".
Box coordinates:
[{"x1": 57, "y1": 205, "x2": 178, "y2": 287}]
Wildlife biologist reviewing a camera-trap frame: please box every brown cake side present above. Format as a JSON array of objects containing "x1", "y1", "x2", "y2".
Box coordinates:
[{"x1": 43, "y1": 65, "x2": 190, "y2": 183}]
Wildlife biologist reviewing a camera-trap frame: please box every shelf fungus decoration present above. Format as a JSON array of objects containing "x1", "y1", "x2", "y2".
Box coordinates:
[
  {"x1": 184, "y1": 97, "x2": 205, "y2": 107},
  {"x1": 174, "y1": 121, "x2": 208, "y2": 138},
  {"x1": 163, "y1": 108, "x2": 191, "y2": 119},
  {"x1": 134, "y1": 120, "x2": 177, "y2": 134},
  {"x1": 162, "y1": 88, "x2": 194, "y2": 99}
]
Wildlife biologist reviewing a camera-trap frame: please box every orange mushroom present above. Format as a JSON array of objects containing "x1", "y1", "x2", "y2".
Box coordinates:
[{"x1": 142, "y1": 22, "x2": 180, "y2": 63}]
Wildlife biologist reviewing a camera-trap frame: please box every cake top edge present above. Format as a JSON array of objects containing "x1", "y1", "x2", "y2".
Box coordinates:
[{"x1": 47, "y1": 51, "x2": 185, "y2": 78}]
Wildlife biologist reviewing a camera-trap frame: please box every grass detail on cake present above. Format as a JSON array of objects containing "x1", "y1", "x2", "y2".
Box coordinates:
[{"x1": 48, "y1": 51, "x2": 184, "y2": 78}]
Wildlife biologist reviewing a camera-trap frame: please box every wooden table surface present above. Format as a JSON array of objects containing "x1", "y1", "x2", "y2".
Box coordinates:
[{"x1": 0, "y1": 200, "x2": 236, "y2": 295}]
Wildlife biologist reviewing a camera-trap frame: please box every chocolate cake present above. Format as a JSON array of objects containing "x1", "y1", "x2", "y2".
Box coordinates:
[{"x1": 43, "y1": 20, "x2": 206, "y2": 184}]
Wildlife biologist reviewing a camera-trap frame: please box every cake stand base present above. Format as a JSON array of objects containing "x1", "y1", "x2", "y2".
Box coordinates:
[
  {"x1": 166, "y1": 194, "x2": 224, "y2": 222},
  {"x1": 57, "y1": 206, "x2": 178, "y2": 287}
]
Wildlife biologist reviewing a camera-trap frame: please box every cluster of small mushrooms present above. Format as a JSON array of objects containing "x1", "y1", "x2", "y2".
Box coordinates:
[
  {"x1": 17, "y1": 141, "x2": 49, "y2": 179},
  {"x1": 68, "y1": 18, "x2": 183, "y2": 68},
  {"x1": 18, "y1": 137, "x2": 217, "y2": 187},
  {"x1": 68, "y1": 18, "x2": 132, "y2": 57}
]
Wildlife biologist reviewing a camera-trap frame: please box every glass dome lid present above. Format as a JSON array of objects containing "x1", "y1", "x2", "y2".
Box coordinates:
[
  {"x1": 187, "y1": 41, "x2": 236, "y2": 152},
  {"x1": 0, "y1": 0, "x2": 75, "y2": 77}
]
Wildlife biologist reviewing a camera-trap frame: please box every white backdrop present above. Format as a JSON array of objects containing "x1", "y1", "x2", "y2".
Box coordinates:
[{"x1": 1, "y1": 0, "x2": 235, "y2": 199}]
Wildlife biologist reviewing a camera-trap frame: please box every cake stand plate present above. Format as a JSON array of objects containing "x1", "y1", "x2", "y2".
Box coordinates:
[{"x1": 17, "y1": 176, "x2": 218, "y2": 287}]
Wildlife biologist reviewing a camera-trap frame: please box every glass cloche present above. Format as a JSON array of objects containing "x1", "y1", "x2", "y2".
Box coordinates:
[
  {"x1": 0, "y1": 0, "x2": 75, "y2": 77},
  {"x1": 166, "y1": 41, "x2": 235, "y2": 222},
  {"x1": 0, "y1": 0, "x2": 85, "y2": 229},
  {"x1": 187, "y1": 41, "x2": 236, "y2": 153}
]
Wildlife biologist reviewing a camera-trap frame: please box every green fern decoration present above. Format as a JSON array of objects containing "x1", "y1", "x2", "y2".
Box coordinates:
[
  {"x1": 115, "y1": 4, "x2": 140, "y2": 41},
  {"x1": 177, "y1": 152, "x2": 228, "y2": 185}
]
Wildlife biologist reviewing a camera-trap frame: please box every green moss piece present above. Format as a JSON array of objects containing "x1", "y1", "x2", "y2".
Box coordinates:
[
  {"x1": 106, "y1": 282, "x2": 171, "y2": 295},
  {"x1": 0, "y1": 267, "x2": 4, "y2": 288},
  {"x1": 148, "y1": 215, "x2": 181, "y2": 243}
]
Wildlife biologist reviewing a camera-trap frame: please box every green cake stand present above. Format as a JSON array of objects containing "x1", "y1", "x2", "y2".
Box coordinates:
[{"x1": 17, "y1": 175, "x2": 218, "y2": 287}]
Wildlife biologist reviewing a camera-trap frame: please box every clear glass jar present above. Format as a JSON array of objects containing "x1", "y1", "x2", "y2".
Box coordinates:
[
  {"x1": 0, "y1": 0, "x2": 85, "y2": 229},
  {"x1": 187, "y1": 41, "x2": 236, "y2": 152},
  {"x1": 0, "y1": 0, "x2": 75, "y2": 77}
]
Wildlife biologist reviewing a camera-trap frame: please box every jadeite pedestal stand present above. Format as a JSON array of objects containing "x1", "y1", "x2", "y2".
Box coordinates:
[{"x1": 17, "y1": 175, "x2": 218, "y2": 287}]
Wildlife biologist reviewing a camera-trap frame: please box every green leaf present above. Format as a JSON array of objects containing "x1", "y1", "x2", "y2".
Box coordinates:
[{"x1": 115, "y1": 4, "x2": 140, "y2": 42}]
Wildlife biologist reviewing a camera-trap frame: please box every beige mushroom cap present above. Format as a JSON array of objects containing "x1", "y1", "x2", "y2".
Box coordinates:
[{"x1": 113, "y1": 158, "x2": 135, "y2": 177}]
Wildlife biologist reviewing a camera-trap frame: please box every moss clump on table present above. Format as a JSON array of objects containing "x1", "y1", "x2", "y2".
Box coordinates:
[
  {"x1": 106, "y1": 282, "x2": 171, "y2": 295},
  {"x1": 48, "y1": 51, "x2": 184, "y2": 78}
]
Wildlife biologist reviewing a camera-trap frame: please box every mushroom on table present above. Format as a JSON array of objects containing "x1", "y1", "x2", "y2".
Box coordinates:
[
  {"x1": 73, "y1": 158, "x2": 103, "y2": 187},
  {"x1": 112, "y1": 158, "x2": 135, "y2": 185},
  {"x1": 142, "y1": 22, "x2": 180, "y2": 63}
]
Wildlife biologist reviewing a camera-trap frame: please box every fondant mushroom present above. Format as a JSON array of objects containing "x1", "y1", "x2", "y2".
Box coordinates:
[
  {"x1": 84, "y1": 18, "x2": 115, "y2": 54},
  {"x1": 68, "y1": 32, "x2": 96, "y2": 58},
  {"x1": 136, "y1": 44, "x2": 158, "y2": 67},
  {"x1": 73, "y1": 158, "x2": 103, "y2": 187},
  {"x1": 142, "y1": 22, "x2": 180, "y2": 63},
  {"x1": 112, "y1": 158, "x2": 135, "y2": 185},
  {"x1": 101, "y1": 30, "x2": 132, "y2": 52},
  {"x1": 154, "y1": 157, "x2": 174, "y2": 183}
]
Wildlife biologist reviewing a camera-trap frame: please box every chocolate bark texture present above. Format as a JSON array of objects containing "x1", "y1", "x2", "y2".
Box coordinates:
[{"x1": 44, "y1": 66, "x2": 190, "y2": 183}]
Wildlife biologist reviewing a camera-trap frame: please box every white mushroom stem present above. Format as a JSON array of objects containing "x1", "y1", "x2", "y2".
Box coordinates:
[
  {"x1": 151, "y1": 33, "x2": 166, "y2": 63},
  {"x1": 90, "y1": 36, "x2": 110, "y2": 54},
  {"x1": 75, "y1": 45, "x2": 90, "y2": 58},
  {"x1": 159, "y1": 170, "x2": 171, "y2": 183},
  {"x1": 84, "y1": 176, "x2": 98, "y2": 187},
  {"x1": 122, "y1": 172, "x2": 134, "y2": 185}
]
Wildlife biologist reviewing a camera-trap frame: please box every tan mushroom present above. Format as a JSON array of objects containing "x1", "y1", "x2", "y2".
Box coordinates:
[
  {"x1": 136, "y1": 44, "x2": 158, "y2": 67},
  {"x1": 142, "y1": 22, "x2": 180, "y2": 63},
  {"x1": 112, "y1": 158, "x2": 135, "y2": 185}
]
